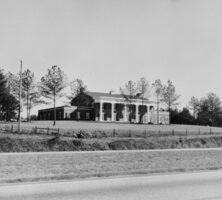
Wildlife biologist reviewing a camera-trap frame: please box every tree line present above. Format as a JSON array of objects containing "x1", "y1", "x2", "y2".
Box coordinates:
[
  {"x1": 120, "y1": 79, "x2": 222, "y2": 127},
  {"x1": 1, "y1": 65, "x2": 222, "y2": 127},
  {"x1": 120, "y1": 78, "x2": 180, "y2": 123},
  {"x1": 169, "y1": 93, "x2": 222, "y2": 127},
  {"x1": 0, "y1": 66, "x2": 86, "y2": 125}
]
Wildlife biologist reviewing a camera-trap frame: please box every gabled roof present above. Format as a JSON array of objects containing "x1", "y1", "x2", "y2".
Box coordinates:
[
  {"x1": 87, "y1": 91, "x2": 148, "y2": 100},
  {"x1": 87, "y1": 92, "x2": 123, "y2": 99}
]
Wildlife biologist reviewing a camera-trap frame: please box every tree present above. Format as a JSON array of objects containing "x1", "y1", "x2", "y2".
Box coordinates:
[
  {"x1": 171, "y1": 108, "x2": 196, "y2": 125},
  {"x1": 6, "y1": 72, "x2": 20, "y2": 98},
  {"x1": 0, "y1": 69, "x2": 7, "y2": 95},
  {"x1": 0, "y1": 93, "x2": 19, "y2": 121},
  {"x1": 70, "y1": 78, "x2": 87, "y2": 98},
  {"x1": 137, "y1": 77, "x2": 149, "y2": 123},
  {"x1": 0, "y1": 70, "x2": 19, "y2": 121},
  {"x1": 39, "y1": 66, "x2": 67, "y2": 126},
  {"x1": 28, "y1": 86, "x2": 48, "y2": 121},
  {"x1": 197, "y1": 93, "x2": 221, "y2": 126},
  {"x1": 188, "y1": 96, "x2": 199, "y2": 118},
  {"x1": 120, "y1": 80, "x2": 137, "y2": 122},
  {"x1": 152, "y1": 79, "x2": 164, "y2": 124},
  {"x1": 6, "y1": 72, "x2": 25, "y2": 121},
  {"x1": 22, "y1": 69, "x2": 35, "y2": 121},
  {"x1": 162, "y1": 80, "x2": 180, "y2": 124}
]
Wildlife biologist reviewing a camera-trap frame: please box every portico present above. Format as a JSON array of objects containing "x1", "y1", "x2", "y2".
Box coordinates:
[{"x1": 92, "y1": 92, "x2": 152, "y2": 123}]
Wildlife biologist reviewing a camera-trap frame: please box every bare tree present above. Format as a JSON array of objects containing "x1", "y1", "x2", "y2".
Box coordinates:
[
  {"x1": 39, "y1": 66, "x2": 67, "y2": 126},
  {"x1": 27, "y1": 85, "x2": 49, "y2": 121},
  {"x1": 152, "y1": 79, "x2": 164, "y2": 124},
  {"x1": 162, "y1": 80, "x2": 180, "y2": 123},
  {"x1": 6, "y1": 72, "x2": 25, "y2": 121},
  {"x1": 22, "y1": 69, "x2": 35, "y2": 121},
  {"x1": 137, "y1": 77, "x2": 149, "y2": 123},
  {"x1": 120, "y1": 80, "x2": 137, "y2": 122},
  {"x1": 70, "y1": 78, "x2": 87, "y2": 98},
  {"x1": 189, "y1": 96, "x2": 199, "y2": 118}
]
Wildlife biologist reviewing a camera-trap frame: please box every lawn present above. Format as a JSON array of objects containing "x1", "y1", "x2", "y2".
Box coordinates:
[{"x1": 1, "y1": 149, "x2": 222, "y2": 184}]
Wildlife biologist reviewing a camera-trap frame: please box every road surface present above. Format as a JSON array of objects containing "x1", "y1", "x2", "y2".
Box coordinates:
[{"x1": 1, "y1": 170, "x2": 222, "y2": 200}]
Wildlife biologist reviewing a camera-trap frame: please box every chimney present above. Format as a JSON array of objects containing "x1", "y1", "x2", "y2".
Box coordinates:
[{"x1": 109, "y1": 90, "x2": 114, "y2": 95}]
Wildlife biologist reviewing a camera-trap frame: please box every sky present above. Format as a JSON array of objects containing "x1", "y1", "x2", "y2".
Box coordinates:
[{"x1": 1, "y1": 0, "x2": 222, "y2": 113}]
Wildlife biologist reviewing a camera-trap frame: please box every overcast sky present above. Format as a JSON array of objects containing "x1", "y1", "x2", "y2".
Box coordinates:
[{"x1": 1, "y1": 0, "x2": 222, "y2": 110}]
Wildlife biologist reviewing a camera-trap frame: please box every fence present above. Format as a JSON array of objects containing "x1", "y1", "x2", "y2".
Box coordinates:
[
  {"x1": 0, "y1": 124, "x2": 220, "y2": 139},
  {"x1": 102, "y1": 128, "x2": 217, "y2": 138},
  {"x1": 34, "y1": 127, "x2": 60, "y2": 135},
  {"x1": 0, "y1": 125, "x2": 59, "y2": 136}
]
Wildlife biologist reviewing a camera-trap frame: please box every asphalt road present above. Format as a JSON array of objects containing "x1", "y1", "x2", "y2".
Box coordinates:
[{"x1": 1, "y1": 170, "x2": 222, "y2": 200}]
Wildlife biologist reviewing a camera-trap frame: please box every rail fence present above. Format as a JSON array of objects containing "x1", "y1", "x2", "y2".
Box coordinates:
[{"x1": 0, "y1": 124, "x2": 221, "y2": 139}]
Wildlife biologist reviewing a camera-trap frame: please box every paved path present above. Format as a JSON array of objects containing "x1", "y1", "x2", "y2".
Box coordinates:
[{"x1": 1, "y1": 170, "x2": 222, "y2": 200}]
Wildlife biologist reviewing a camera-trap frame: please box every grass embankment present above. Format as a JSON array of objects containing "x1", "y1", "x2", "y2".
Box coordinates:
[{"x1": 1, "y1": 133, "x2": 222, "y2": 152}]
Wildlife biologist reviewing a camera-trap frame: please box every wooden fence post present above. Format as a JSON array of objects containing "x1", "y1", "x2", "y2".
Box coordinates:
[{"x1": 113, "y1": 129, "x2": 115, "y2": 137}]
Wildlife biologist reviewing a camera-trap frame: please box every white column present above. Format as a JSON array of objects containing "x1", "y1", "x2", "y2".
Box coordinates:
[
  {"x1": 159, "y1": 114, "x2": 161, "y2": 124},
  {"x1": 111, "y1": 103, "x2": 115, "y2": 122},
  {"x1": 99, "y1": 101, "x2": 103, "y2": 121},
  {"x1": 124, "y1": 104, "x2": 127, "y2": 122},
  {"x1": 135, "y1": 104, "x2": 139, "y2": 123}
]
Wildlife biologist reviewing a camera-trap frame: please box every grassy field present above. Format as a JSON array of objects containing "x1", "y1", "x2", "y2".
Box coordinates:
[
  {"x1": 1, "y1": 149, "x2": 222, "y2": 184},
  {"x1": 20, "y1": 121, "x2": 222, "y2": 132}
]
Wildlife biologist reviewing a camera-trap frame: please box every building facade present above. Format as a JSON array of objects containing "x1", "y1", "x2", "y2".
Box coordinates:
[
  {"x1": 38, "y1": 92, "x2": 169, "y2": 124},
  {"x1": 38, "y1": 106, "x2": 75, "y2": 121}
]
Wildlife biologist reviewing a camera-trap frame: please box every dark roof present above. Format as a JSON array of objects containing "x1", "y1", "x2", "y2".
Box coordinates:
[
  {"x1": 38, "y1": 105, "x2": 75, "y2": 112},
  {"x1": 87, "y1": 92, "x2": 123, "y2": 99},
  {"x1": 87, "y1": 92, "x2": 148, "y2": 100}
]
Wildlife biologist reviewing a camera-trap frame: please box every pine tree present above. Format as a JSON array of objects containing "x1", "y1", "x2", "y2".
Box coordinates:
[{"x1": 39, "y1": 66, "x2": 67, "y2": 125}]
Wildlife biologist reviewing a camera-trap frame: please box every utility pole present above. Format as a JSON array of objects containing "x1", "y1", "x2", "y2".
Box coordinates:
[{"x1": 18, "y1": 60, "x2": 22, "y2": 133}]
